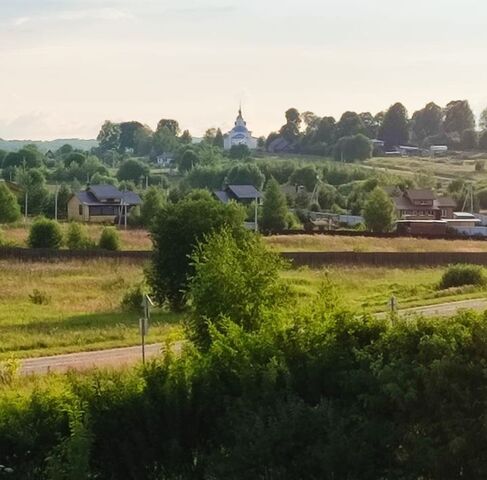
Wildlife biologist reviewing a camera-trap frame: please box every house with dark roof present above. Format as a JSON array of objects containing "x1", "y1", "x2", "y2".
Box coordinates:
[
  {"x1": 68, "y1": 185, "x2": 142, "y2": 223},
  {"x1": 213, "y1": 185, "x2": 261, "y2": 205},
  {"x1": 392, "y1": 189, "x2": 456, "y2": 220}
]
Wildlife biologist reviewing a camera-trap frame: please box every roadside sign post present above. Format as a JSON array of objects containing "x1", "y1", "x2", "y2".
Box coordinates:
[
  {"x1": 139, "y1": 295, "x2": 154, "y2": 364},
  {"x1": 389, "y1": 296, "x2": 397, "y2": 322}
]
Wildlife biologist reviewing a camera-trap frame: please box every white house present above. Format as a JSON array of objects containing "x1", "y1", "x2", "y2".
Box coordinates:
[{"x1": 223, "y1": 108, "x2": 258, "y2": 151}]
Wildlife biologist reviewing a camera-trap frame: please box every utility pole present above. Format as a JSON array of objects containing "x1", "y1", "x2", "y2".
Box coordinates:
[
  {"x1": 139, "y1": 295, "x2": 154, "y2": 364},
  {"x1": 24, "y1": 191, "x2": 28, "y2": 222},
  {"x1": 254, "y1": 196, "x2": 259, "y2": 233},
  {"x1": 54, "y1": 185, "x2": 59, "y2": 221}
]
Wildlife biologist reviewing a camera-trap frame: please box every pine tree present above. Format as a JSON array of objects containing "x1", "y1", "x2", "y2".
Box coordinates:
[{"x1": 261, "y1": 178, "x2": 288, "y2": 231}]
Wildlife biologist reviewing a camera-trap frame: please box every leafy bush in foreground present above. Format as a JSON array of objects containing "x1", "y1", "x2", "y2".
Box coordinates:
[
  {"x1": 3, "y1": 307, "x2": 487, "y2": 479},
  {"x1": 65, "y1": 222, "x2": 93, "y2": 250},
  {"x1": 439, "y1": 264, "x2": 486, "y2": 289}
]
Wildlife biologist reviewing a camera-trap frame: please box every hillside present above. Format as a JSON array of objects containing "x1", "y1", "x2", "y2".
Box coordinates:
[{"x1": 0, "y1": 138, "x2": 98, "y2": 153}]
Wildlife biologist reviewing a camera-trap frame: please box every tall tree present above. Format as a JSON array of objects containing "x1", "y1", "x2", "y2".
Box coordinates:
[
  {"x1": 156, "y1": 119, "x2": 180, "y2": 136},
  {"x1": 444, "y1": 100, "x2": 475, "y2": 134},
  {"x1": 359, "y1": 112, "x2": 380, "y2": 139},
  {"x1": 479, "y1": 107, "x2": 487, "y2": 131},
  {"x1": 213, "y1": 128, "x2": 224, "y2": 148},
  {"x1": 0, "y1": 182, "x2": 21, "y2": 223},
  {"x1": 336, "y1": 112, "x2": 364, "y2": 139},
  {"x1": 119, "y1": 121, "x2": 144, "y2": 152},
  {"x1": 363, "y1": 187, "x2": 395, "y2": 233},
  {"x1": 180, "y1": 130, "x2": 193, "y2": 144},
  {"x1": 378, "y1": 103, "x2": 409, "y2": 147},
  {"x1": 117, "y1": 159, "x2": 150, "y2": 184},
  {"x1": 313, "y1": 116, "x2": 336, "y2": 144},
  {"x1": 97, "y1": 121, "x2": 121, "y2": 152},
  {"x1": 279, "y1": 108, "x2": 301, "y2": 142},
  {"x1": 261, "y1": 178, "x2": 289, "y2": 231},
  {"x1": 411, "y1": 102, "x2": 443, "y2": 144}
]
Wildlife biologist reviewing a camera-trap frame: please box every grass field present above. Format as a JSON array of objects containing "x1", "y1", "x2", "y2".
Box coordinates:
[
  {"x1": 267, "y1": 234, "x2": 487, "y2": 252},
  {"x1": 1, "y1": 258, "x2": 487, "y2": 360},
  {"x1": 0, "y1": 260, "x2": 182, "y2": 360}
]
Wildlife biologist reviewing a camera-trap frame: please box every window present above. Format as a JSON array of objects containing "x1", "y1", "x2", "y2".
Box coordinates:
[
  {"x1": 90, "y1": 206, "x2": 117, "y2": 216},
  {"x1": 79, "y1": 205, "x2": 83, "y2": 215}
]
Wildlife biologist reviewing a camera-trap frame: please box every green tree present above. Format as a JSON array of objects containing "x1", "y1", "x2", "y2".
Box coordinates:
[
  {"x1": 411, "y1": 102, "x2": 443, "y2": 144},
  {"x1": 66, "y1": 222, "x2": 92, "y2": 249},
  {"x1": 28, "y1": 217, "x2": 63, "y2": 249},
  {"x1": 359, "y1": 112, "x2": 380, "y2": 138},
  {"x1": 213, "y1": 128, "x2": 224, "y2": 148},
  {"x1": 379, "y1": 102, "x2": 409, "y2": 147},
  {"x1": 117, "y1": 159, "x2": 150, "y2": 184},
  {"x1": 147, "y1": 196, "x2": 245, "y2": 308},
  {"x1": 225, "y1": 164, "x2": 265, "y2": 189},
  {"x1": 97, "y1": 121, "x2": 121, "y2": 152},
  {"x1": 313, "y1": 116, "x2": 336, "y2": 144},
  {"x1": 229, "y1": 144, "x2": 251, "y2": 160},
  {"x1": 363, "y1": 187, "x2": 395, "y2": 232},
  {"x1": 444, "y1": 100, "x2": 475, "y2": 134},
  {"x1": 140, "y1": 187, "x2": 165, "y2": 227},
  {"x1": 334, "y1": 134, "x2": 372, "y2": 162},
  {"x1": 15, "y1": 167, "x2": 50, "y2": 215},
  {"x1": 156, "y1": 119, "x2": 180, "y2": 136},
  {"x1": 261, "y1": 178, "x2": 288, "y2": 231},
  {"x1": 187, "y1": 228, "x2": 286, "y2": 350},
  {"x1": 133, "y1": 126, "x2": 153, "y2": 156},
  {"x1": 480, "y1": 108, "x2": 487, "y2": 131},
  {"x1": 289, "y1": 165, "x2": 318, "y2": 191},
  {"x1": 0, "y1": 183, "x2": 21, "y2": 223},
  {"x1": 178, "y1": 149, "x2": 200, "y2": 173},
  {"x1": 479, "y1": 130, "x2": 487, "y2": 151},
  {"x1": 461, "y1": 129, "x2": 478, "y2": 150},
  {"x1": 180, "y1": 129, "x2": 192, "y2": 144},
  {"x1": 336, "y1": 111, "x2": 364, "y2": 139},
  {"x1": 119, "y1": 121, "x2": 144, "y2": 152}
]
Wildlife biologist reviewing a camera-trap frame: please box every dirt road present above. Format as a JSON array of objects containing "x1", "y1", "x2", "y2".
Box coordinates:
[{"x1": 19, "y1": 298, "x2": 487, "y2": 375}]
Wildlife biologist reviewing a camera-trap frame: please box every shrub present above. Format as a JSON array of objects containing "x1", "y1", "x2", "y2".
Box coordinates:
[
  {"x1": 120, "y1": 285, "x2": 144, "y2": 313},
  {"x1": 65, "y1": 222, "x2": 92, "y2": 250},
  {"x1": 439, "y1": 264, "x2": 486, "y2": 289},
  {"x1": 27, "y1": 217, "x2": 63, "y2": 249},
  {"x1": 29, "y1": 289, "x2": 51, "y2": 305},
  {"x1": 98, "y1": 227, "x2": 121, "y2": 251},
  {"x1": 0, "y1": 182, "x2": 21, "y2": 224}
]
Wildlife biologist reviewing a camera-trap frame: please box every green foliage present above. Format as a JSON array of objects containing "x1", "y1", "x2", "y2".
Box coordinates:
[
  {"x1": 479, "y1": 130, "x2": 487, "y2": 151},
  {"x1": 27, "y1": 217, "x2": 63, "y2": 249},
  {"x1": 335, "y1": 111, "x2": 364, "y2": 138},
  {"x1": 140, "y1": 187, "x2": 165, "y2": 227},
  {"x1": 0, "y1": 358, "x2": 19, "y2": 386},
  {"x1": 333, "y1": 133, "x2": 372, "y2": 162},
  {"x1": 379, "y1": 102, "x2": 409, "y2": 147},
  {"x1": 411, "y1": 102, "x2": 443, "y2": 144},
  {"x1": 224, "y1": 163, "x2": 265, "y2": 189},
  {"x1": 187, "y1": 229, "x2": 287, "y2": 349},
  {"x1": 29, "y1": 289, "x2": 51, "y2": 305},
  {"x1": 229, "y1": 144, "x2": 251, "y2": 160},
  {"x1": 0, "y1": 182, "x2": 21, "y2": 224},
  {"x1": 147, "y1": 195, "x2": 246, "y2": 308},
  {"x1": 178, "y1": 149, "x2": 200, "y2": 173},
  {"x1": 444, "y1": 100, "x2": 475, "y2": 134},
  {"x1": 98, "y1": 227, "x2": 121, "y2": 251},
  {"x1": 117, "y1": 159, "x2": 150, "y2": 184},
  {"x1": 363, "y1": 187, "x2": 395, "y2": 232},
  {"x1": 97, "y1": 120, "x2": 121, "y2": 152},
  {"x1": 461, "y1": 128, "x2": 478, "y2": 150},
  {"x1": 439, "y1": 264, "x2": 486, "y2": 290},
  {"x1": 289, "y1": 165, "x2": 318, "y2": 191},
  {"x1": 261, "y1": 178, "x2": 289, "y2": 231},
  {"x1": 66, "y1": 222, "x2": 92, "y2": 250},
  {"x1": 120, "y1": 284, "x2": 144, "y2": 313}
]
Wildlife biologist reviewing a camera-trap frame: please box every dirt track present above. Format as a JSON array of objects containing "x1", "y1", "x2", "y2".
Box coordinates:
[{"x1": 20, "y1": 299, "x2": 487, "y2": 375}]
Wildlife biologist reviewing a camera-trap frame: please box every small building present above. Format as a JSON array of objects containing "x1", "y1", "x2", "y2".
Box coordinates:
[
  {"x1": 156, "y1": 153, "x2": 175, "y2": 168},
  {"x1": 68, "y1": 185, "x2": 142, "y2": 223},
  {"x1": 396, "y1": 219, "x2": 448, "y2": 236},
  {"x1": 223, "y1": 108, "x2": 258, "y2": 151},
  {"x1": 392, "y1": 189, "x2": 456, "y2": 220},
  {"x1": 213, "y1": 184, "x2": 261, "y2": 205}
]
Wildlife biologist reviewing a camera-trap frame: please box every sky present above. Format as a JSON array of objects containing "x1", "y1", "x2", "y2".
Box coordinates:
[{"x1": 0, "y1": 0, "x2": 486, "y2": 140}]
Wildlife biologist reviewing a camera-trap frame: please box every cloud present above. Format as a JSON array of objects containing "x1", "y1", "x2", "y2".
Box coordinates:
[{"x1": 11, "y1": 7, "x2": 134, "y2": 27}]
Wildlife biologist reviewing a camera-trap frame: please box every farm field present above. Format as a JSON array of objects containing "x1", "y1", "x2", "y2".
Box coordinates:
[
  {"x1": 1, "y1": 259, "x2": 486, "y2": 360},
  {"x1": 266, "y1": 234, "x2": 487, "y2": 252}
]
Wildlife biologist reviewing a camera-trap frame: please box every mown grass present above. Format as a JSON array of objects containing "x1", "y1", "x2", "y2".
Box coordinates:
[{"x1": 0, "y1": 260, "x2": 182, "y2": 360}]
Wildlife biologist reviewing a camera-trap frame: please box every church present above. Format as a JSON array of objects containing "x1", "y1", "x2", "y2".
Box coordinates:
[{"x1": 223, "y1": 108, "x2": 258, "y2": 151}]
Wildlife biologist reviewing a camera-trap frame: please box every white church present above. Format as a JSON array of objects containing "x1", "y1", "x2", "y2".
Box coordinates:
[{"x1": 223, "y1": 108, "x2": 258, "y2": 151}]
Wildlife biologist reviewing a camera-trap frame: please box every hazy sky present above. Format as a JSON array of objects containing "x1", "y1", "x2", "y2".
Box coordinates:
[{"x1": 1, "y1": 0, "x2": 486, "y2": 140}]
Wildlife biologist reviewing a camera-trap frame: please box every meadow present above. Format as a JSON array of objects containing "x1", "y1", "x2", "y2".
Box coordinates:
[{"x1": 1, "y1": 258, "x2": 486, "y2": 360}]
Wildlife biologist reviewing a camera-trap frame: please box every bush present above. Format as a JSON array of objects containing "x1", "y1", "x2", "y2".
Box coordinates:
[
  {"x1": 439, "y1": 264, "x2": 486, "y2": 289},
  {"x1": 29, "y1": 289, "x2": 51, "y2": 305},
  {"x1": 98, "y1": 227, "x2": 121, "y2": 251},
  {"x1": 0, "y1": 182, "x2": 21, "y2": 224},
  {"x1": 120, "y1": 284, "x2": 144, "y2": 313},
  {"x1": 27, "y1": 217, "x2": 63, "y2": 249},
  {"x1": 65, "y1": 222, "x2": 92, "y2": 249}
]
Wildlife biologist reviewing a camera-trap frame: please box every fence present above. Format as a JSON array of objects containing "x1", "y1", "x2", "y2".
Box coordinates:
[{"x1": 2, "y1": 247, "x2": 487, "y2": 268}]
